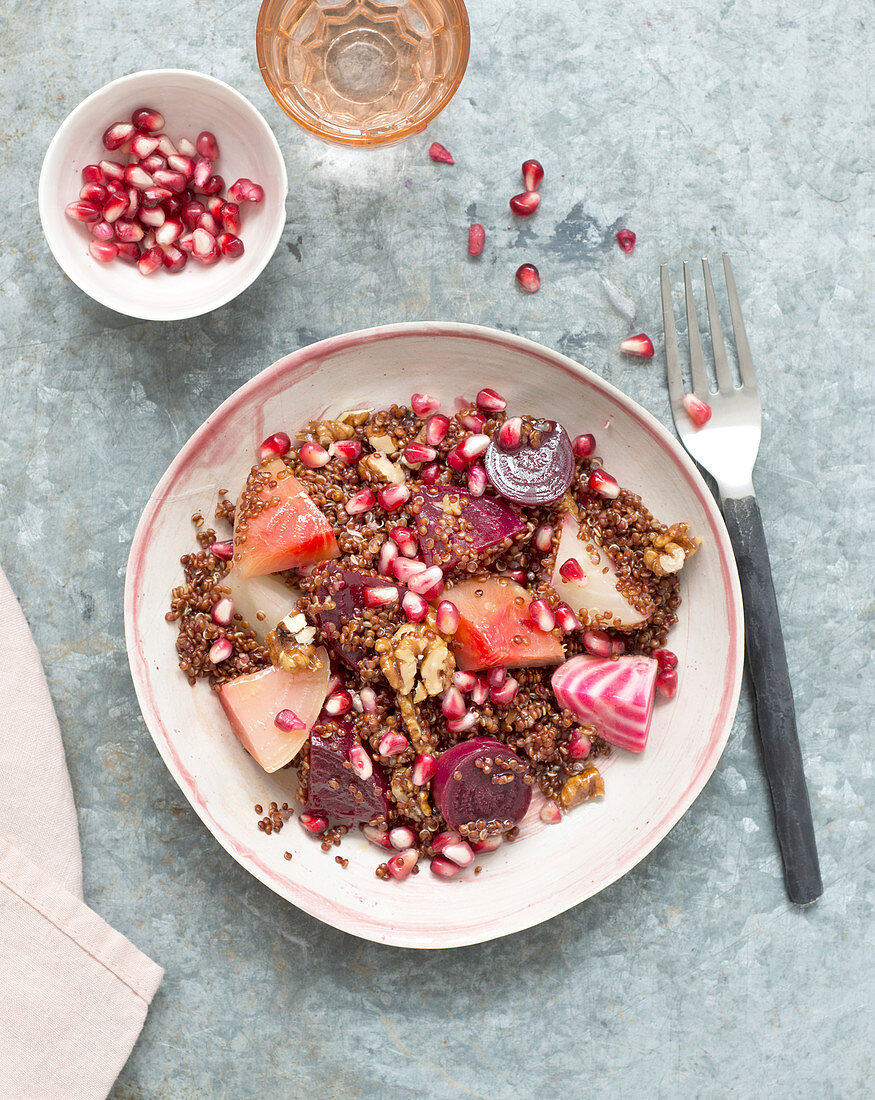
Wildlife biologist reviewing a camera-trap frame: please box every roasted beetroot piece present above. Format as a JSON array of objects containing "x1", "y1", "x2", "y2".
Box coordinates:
[
  {"x1": 432, "y1": 737, "x2": 532, "y2": 831},
  {"x1": 305, "y1": 719, "x2": 390, "y2": 824},
  {"x1": 484, "y1": 419, "x2": 575, "y2": 505},
  {"x1": 313, "y1": 563, "x2": 407, "y2": 670},
  {"x1": 413, "y1": 485, "x2": 525, "y2": 570}
]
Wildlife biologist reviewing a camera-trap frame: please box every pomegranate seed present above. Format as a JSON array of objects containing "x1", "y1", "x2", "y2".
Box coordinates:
[
  {"x1": 653, "y1": 648, "x2": 678, "y2": 670},
  {"x1": 89, "y1": 221, "x2": 114, "y2": 242},
  {"x1": 434, "y1": 836, "x2": 474, "y2": 867},
  {"x1": 406, "y1": 565, "x2": 444, "y2": 599},
  {"x1": 425, "y1": 414, "x2": 450, "y2": 446},
  {"x1": 130, "y1": 131, "x2": 159, "y2": 158},
  {"x1": 583, "y1": 629, "x2": 613, "y2": 658},
  {"x1": 216, "y1": 201, "x2": 240, "y2": 235},
  {"x1": 125, "y1": 187, "x2": 139, "y2": 218},
  {"x1": 153, "y1": 169, "x2": 186, "y2": 194},
  {"x1": 448, "y1": 434, "x2": 489, "y2": 469},
  {"x1": 191, "y1": 228, "x2": 218, "y2": 264},
  {"x1": 529, "y1": 598, "x2": 556, "y2": 633},
  {"x1": 540, "y1": 800, "x2": 562, "y2": 825},
  {"x1": 363, "y1": 825, "x2": 392, "y2": 849},
  {"x1": 211, "y1": 597, "x2": 234, "y2": 626},
  {"x1": 273, "y1": 709, "x2": 306, "y2": 733},
  {"x1": 490, "y1": 677, "x2": 519, "y2": 705},
  {"x1": 66, "y1": 200, "x2": 100, "y2": 222},
  {"x1": 566, "y1": 729, "x2": 592, "y2": 759},
  {"x1": 420, "y1": 461, "x2": 441, "y2": 485},
  {"x1": 215, "y1": 232, "x2": 244, "y2": 258},
  {"x1": 505, "y1": 568, "x2": 528, "y2": 583},
  {"x1": 378, "y1": 540, "x2": 399, "y2": 576},
  {"x1": 619, "y1": 333, "x2": 655, "y2": 358},
  {"x1": 379, "y1": 732, "x2": 409, "y2": 757},
  {"x1": 363, "y1": 585, "x2": 399, "y2": 609},
  {"x1": 468, "y1": 223, "x2": 485, "y2": 256},
  {"x1": 471, "y1": 835, "x2": 503, "y2": 853},
  {"x1": 572, "y1": 433, "x2": 596, "y2": 458},
  {"x1": 453, "y1": 671, "x2": 477, "y2": 693},
  {"x1": 682, "y1": 392, "x2": 713, "y2": 428},
  {"x1": 140, "y1": 154, "x2": 167, "y2": 177},
  {"x1": 155, "y1": 135, "x2": 177, "y2": 158},
  {"x1": 467, "y1": 465, "x2": 487, "y2": 496},
  {"x1": 155, "y1": 218, "x2": 183, "y2": 246},
  {"x1": 471, "y1": 677, "x2": 490, "y2": 705},
  {"x1": 82, "y1": 164, "x2": 105, "y2": 184},
  {"x1": 80, "y1": 182, "x2": 107, "y2": 205},
  {"x1": 131, "y1": 107, "x2": 165, "y2": 133},
  {"x1": 612, "y1": 638, "x2": 626, "y2": 656},
  {"x1": 522, "y1": 158, "x2": 544, "y2": 191},
  {"x1": 558, "y1": 557, "x2": 586, "y2": 584},
  {"x1": 168, "y1": 154, "x2": 195, "y2": 182},
  {"x1": 498, "y1": 417, "x2": 523, "y2": 448},
  {"x1": 459, "y1": 411, "x2": 486, "y2": 432},
  {"x1": 197, "y1": 212, "x2": 220, "y2": 235},
  {"x1": 413, "y1": 753, "x2": 437, "y2": 785},
  {"x1": 325, "y1": 690, "x2": 353, "y2": 716},
  {"x1": 161, "y1": 245, "x2": 187, "y2": 272},
  {"x1": 386, "y1": 849, "x2": 418, "y2": 880},
  {"x1": 124, "y1": 164, "x2": 153, "y2": 189},
  {"x1": 359, "y1": 687, "x2": 377, "y2": 713},
  {"x1": 177, "y1": 137, "x2": 197, "y2": 157},
  {"x1": 516, "y1": 263, "x2": 540, "y2": 292},
  {"x1": 259, "y1": 431, "x2": 291, "y2": 460},
  {"x1": 102, "y1": 122, "x2": 134, "y2": 150},
  {"x1": 533, "y1": 524, "x2": 554, "y2": 552},
  {"x1": 377, "y1": 484, "x2": 410, "y2": 511},
  {"x1": 554, "y1": 603, "x2": 581, "y2": 632},
  {"x1": 197, "y1": 130, "x2": 220, "y2": 159},
  {"x1": 428, "y1": 142, "x2": 454, "y2": 164},
  {"x1": 345, "y1": 487, "x2": 375, "y2": 515},
  {"x1": 299, "y1": 813, "x2": 329, "y2": 836},
  {"x1": 181, "y1": 200, "x2": 205, "y2": 230},
  {"x1": 114, "y1": 220, "x2": 144, "y2": 243},
  {"x1": 411, "y1": 393, "x2": 440, "y2": 417},
  {"x1": 442, "y1": 687, "x2": 467, "y2": 720},
  {"x1": 116, "y1": 242, "x2": 139, "y2": 264},
  {"x1": 389, "y1": 526, "x2": 418, "y2": 556},
  {"x1": 227, "y1": 177, "x2": 264, "y2": 203},
  {"x1": 193, "y1": 158, "x2": 213, "y2": 190},
  {"x1": 401, "y1": 590, "x2": 429, "y2": 622},
  {"x1": 430, "y1": 856, "x2": 461, "y2": 878},
  {"x1": 588, "y1": 468, "x2": 620, "y2": 498},
  {"x1": 392, "y1": 558, "x2": 426, "y2": 583},
  {"x1": 331, "y1": 439, "x2": 362, "y2": 463},
  {"x1": 476, "y1": 387, "x2": 507, "y2": 413},
  {"x1": 510, "y1": 191, "x2": 540, "y2": 216},
  {"x1": 141, "y1": 187, "x2": 173, "y2": 210},
  {"x1": 403, "y1": 442, "x2": 437, "y2": 464},
  {"x1": 210, "y1": 540, "x2": 234, "y2": 560},
  {"x1": 487, "y1": 666, "x2": 507, "y2": 688},
  {"x1": 326, "y1": 670, "x2": 344, "y2": 696},
  {"x1": 99, "y1": 160, "x2": 125, "y2": 182},
  {"x1": 88, "y1": 240, "x2": 118, "y2": 263},
  {"x1": 137, "y1": 246, "x2": 162, "y2": 275},
  {"x1": 208, "y1": 637, "x2": 232, "y2": 663},
  {"x1": 656, "y1": 668, "x2": 679, "y2": 698},
  {"x1": 447, "y1": 711, "x2": 479, "y2": 734},
  {"x1": 389, "y1": 826, "x2": 417, "y2": 850},
  {"x1": 616, "y1": 229, "x2": 636, "y2": 253}
]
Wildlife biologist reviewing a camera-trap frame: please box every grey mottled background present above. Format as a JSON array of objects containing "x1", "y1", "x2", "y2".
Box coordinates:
[{"x1": 2, "y1": 0, "x2": 873, "y2": 1096}]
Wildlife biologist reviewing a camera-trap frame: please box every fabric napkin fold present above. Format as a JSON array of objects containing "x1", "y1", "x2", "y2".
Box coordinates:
[{"x1": 0, "y1": 565, "x2": 163, "y2": 1100}]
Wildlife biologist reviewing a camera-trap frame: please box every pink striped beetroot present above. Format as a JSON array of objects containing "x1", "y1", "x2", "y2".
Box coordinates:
[{"x1": 551, "y1": 654, "x2": 659, "y2": 753}]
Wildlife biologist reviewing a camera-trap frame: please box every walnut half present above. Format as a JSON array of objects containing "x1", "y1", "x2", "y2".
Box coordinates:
[{"x1": 644, "y1": 522, "x2": 702, "y2": 577}]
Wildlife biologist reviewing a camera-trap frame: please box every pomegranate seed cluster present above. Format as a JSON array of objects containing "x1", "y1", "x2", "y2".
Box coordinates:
[
  {"x1": 65, "y1": 106, "x2": 264, "y2": 275},
  {"x1": 168, "y1": 388, "x2": 694, "y2": 882}
]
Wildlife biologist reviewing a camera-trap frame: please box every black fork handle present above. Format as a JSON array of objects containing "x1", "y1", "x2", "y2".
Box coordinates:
[{"x1": 722, "y1": 495, "x2": 822, "y2": 904}]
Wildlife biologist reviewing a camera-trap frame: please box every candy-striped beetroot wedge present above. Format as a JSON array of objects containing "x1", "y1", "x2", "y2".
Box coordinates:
[{"x1": 552, "y1": 654, "x2": 659, "y2": 752}]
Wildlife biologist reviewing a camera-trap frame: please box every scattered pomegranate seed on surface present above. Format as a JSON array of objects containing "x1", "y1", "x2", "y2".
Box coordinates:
[
  {"x1": 470, "y1": 677, "x2": 489, "y2": 705},
  {"x1": 389, "y1": 526, "x2": 418, "y2": 556},
  {"x1": 487, "y1": 666, "x2": 507, "y2": 688},
  {"x1": 682, "y1": 392, "x2": 712, "y2": 428},
  {"x1": 403, "y1": 441, "x2": 437, "y2": 464},
  {"x1": 210, "y1": 540, "x2": 233, "y2": 560},
  {"x1": 554, "y1": 603, "x2": 581, "y2": 633},
  {"x1": 471, "y1": 834, "x2": 503, "y2": 853},
  {"x1": 653, "y1": 648, "x2": 678, "y2": 670},
  {"x1": 227, "y1": 177, "x2": 264, "y2": 203},
  {"x1": 197, "y1": 130, "x2": 220, "y2": 160},
  {"x1": 467, "y1": 465, "x2": 487, "y2": 496},
  {"x1": 476, "y1": 387, "x2": 507, "y2": 412},
  {"x1": 363, "y1": 585, "x2": 400, "y2": 609},
  {"x1": 325, "y1": 690, "x2": 353, "y2": 716},
  {"x1": 208, "y1": 637, "x2": 232, "y2": 663},
  {"x1": 346, "y1": 486, "x2": 375, "y2": 515},
  {"x1": 363, "y1": 825, "x2": 392, "y2": 849},
  {"x1": 588, "y1": 467, "x2": 620, "y2": 498},
  {"x1": 529, "y1": 598, "x2": 556, "y2": 633},
  {"x1": 358, "y1": 686, "x2": 377, "y2": 713},
  {"x1": 447, "y1": 711, "x2": 479, "y2": 733},
  {"x1": 88, "y1": 240, "x2": 118, "y2": 263},
  {"x1": 82, "y1": 164, "x2": 104, "y2": 184},
  {"x1": 430, "y1": 855, "x2": 462, "y2": 878},
  {"x1": 412, "y1": 753, "x2": 437, "y2": 785},
  {"x1": 436, "y1": 600, "x2": 460, "y2": 635},
  {"x1": 458, "y1": 411, "x2": 486, "y2": 432},
  {"x1": 116, "y1": 242, "x2": 139, "y2": 264},
  {"x1": 516, "y1": 263, "x2": 540, "y2": 292},
  {"x1": 377, "y1": 483, "x2": 411, "y2": 512},
  {"x1": 331, "y1": 439, "x2": 362, "y2": 462},
  {"x1": 101, "y1": 195, "x2": 127, "y2": 223},
  {"x1": 540, "y1": 800, "x2": 562, "y2": 824},
  {"x1": 406, "y1": 565, "x2": 444, "y2": 599},
  {"x1": 572, "y1": 433, "x2": 596, "y2": 458},
  {"x1": 558, "y1": 557, "x2": 586, "y2": 584},
  {"x1": 425, "y1": 413, "x2": 450, "y2": 446},
  {"x1": 619, "y1": 333, "x2": 655, "y2": 358},
  {"x1": 211, "y1": 597, "x2": 234, "y2": 626},
  {"x1": 656, "y1": 667, "x2": 679, "y2": 698},
  {"x1": 274, "y1": 709, "x2": 306, "y2": 732},
  {"x1": 378, "y1": 540, "x2": 399, "y2": 576},
  {"x1": 491, "y1": 677, "x2": 519, "y2": 705},
  {"x1": 392, "y1": 557, "x2": 426, "y2": 583},
  {"x1": 453, "y1": 671, "x2": 478, "y2": 693},
  {"x1": 533, "y1": 524, "x2": 554, "y2": 552},
  {"x1": 389, "y1": 826, "x2": 417, "y2": 850},
  {"x1": 505, "y1": 568, "x2": 528, "y2": 584},
  {"x1": 510, "y1": 191, "x2": 540, "y2": 216},
  {"x1": 420, "y1": 461, "x2": 441, "y2": 484},
  {"x1": 468, "y1": 223, "x2": 485, "y2": 256},
  {"x1": 132, "y1": 107, "x2": 165, "y2": 133},
  {"x1": 428, "y1": 141, "x2": 454, "y2": 164},
  {"x1": 131, "y1": 131, "x2": 160, "y2": 158},
  {"x1": 299, "y1": 441, "x2": 330, "y2": 469},
  {"x1": 401, "y1": 590, "x2": 429, "y2": 622},
  {"x1": 442, "y1": 686, "x2": 467, "y2": 720},
  {"x1": 379, "y1": 731, "x2": 409, "y2": 757},
  {"x1": 583, "y1": 629, "x2": 614, "y2": 658},
  {"x1": 299, "y1": 813, "x2": 329, "y2": 836},
  {"x1": 99, "y1": 159, "x2": 125, "y2": 181},
  {"x1": 259, "y1": 431, "x2": 291, "y2": 460},
  {"x1": 522, "y1": 159, "x2": 544, "y2": 191},
  {"x1": 434, "y1": 835, "x2": 475, "y2": 867},
  {"x1": 387, "y1": 849, "x2": 418, "y2": 880},
  {"x1": 498, "y1": 416, "x2": 523, "y2": 448},
  {"x1": 410, "y1": 392, "x2": 440, "y2": 416},
  {"x1": 102, "y1": 121, "x2": 134, "y2": 150},
  {"x1": 616, "y1": 229, "x2": 636, "y2": 253},
  {"x1": 137, "y1": 247, "x2": 164, "y2": 275},
  {"x1": 66, "y1": 200, "x2": 100, "y2": 222},
  {"x1": 217, "y1": 232, "x2": 244, "y2": 258}
]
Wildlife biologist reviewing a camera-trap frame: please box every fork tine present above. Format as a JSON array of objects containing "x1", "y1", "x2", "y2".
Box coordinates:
[
  {"x1": 683, "y1": 261, "x2": 709, "y2": 396},
  {"x1": 722, "y1": 253, "x2": 758, "y2": 391},
  {"x1": 660, "y1": 262, "x2": 685, "y2": 419},
  {"x1": 702, "y1": 258, "x2": 734, "y2": 393}
]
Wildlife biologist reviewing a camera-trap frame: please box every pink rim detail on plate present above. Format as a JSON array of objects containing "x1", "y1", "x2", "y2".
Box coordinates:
[{"x1": 124, "y1": 322, "x2": 744, "y2": 948}]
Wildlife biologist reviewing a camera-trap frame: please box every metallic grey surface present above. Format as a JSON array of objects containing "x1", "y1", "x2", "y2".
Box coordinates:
[{"x1": 2, "y1": 0, "x2": 872, "y2": 1096}]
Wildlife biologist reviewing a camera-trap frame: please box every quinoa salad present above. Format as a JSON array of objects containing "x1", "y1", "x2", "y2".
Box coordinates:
[{"x1": 167, "y1": 387, "x2": 701, "y2": 882}]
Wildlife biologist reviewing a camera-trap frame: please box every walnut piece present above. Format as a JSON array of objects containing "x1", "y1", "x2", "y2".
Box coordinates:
[
  {"x1": 645, "y1": 522, "x2": 702, "y2": 577},
  {"x1": 358, "y1": 452, "x2": 406, "y2": 484},
  {"x1": 337, "y1": 407, "x2": 373, "y2": 427},
  {"x1": 376, "y1": 623, "x2": 454, "y2": 700},
  {"x1": 266, "y1": 619, "x2": 322, "y2": 673},
  {"x1": 560, "y1": 766, "x2": 605, "y2": 809}
]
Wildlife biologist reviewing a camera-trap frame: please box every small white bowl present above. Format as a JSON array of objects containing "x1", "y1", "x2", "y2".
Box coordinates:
[{"x1": 39, "y1": 69, "x2": 288, "y2": 321}]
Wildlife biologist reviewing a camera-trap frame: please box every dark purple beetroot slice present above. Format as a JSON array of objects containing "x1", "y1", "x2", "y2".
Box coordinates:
[
  {"x1": 415, "y1": 486, "x2": 525, "y2": 570},
  {"x1": 432, "y1": 737, "x2": 532, "y2": 831},
  {"x1": 305, "y1": 719, "x2": 390, "y2": 824},
  {"x1": 484, "y1": 419, "x2": 574, "y2": 505},
  {"x1": 313, "y1": 563, "x2": 406, "y2": 670}
]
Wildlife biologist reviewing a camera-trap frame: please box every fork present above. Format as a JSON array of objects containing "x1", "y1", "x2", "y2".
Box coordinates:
[{"x1": 660, "y1": 254, "x2": 822, "y2": 906}]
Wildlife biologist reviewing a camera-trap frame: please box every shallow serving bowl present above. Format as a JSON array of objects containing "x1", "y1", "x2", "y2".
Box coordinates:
[
  {"x1": 39, "y1": 69, "x2": 288, "y2": 321},
  {"x1": 125, "y1": 322, "x2": 744, "y2": 948}
]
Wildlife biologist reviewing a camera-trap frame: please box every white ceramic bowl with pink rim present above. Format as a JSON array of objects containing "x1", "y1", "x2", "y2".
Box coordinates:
[
  {"x1": 125, "y1": 322, "x2": 744, "y2": 948},
  {"x1": 39, "y1": 69, "x2": 288, "y2": 321}
]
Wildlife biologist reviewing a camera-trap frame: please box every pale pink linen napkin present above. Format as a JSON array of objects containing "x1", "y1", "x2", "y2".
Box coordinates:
[{"x1": 0, "y1": 565, "x2": 163, "y2": 1100}]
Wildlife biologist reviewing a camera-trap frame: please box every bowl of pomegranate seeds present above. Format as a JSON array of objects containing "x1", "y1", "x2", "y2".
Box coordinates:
[
  {"x1": 125, "y1": 322, "x2": 744, "y2": 947},
  {"x1": 39, "y1": 69, "x2": 287, "y2": 321}
]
